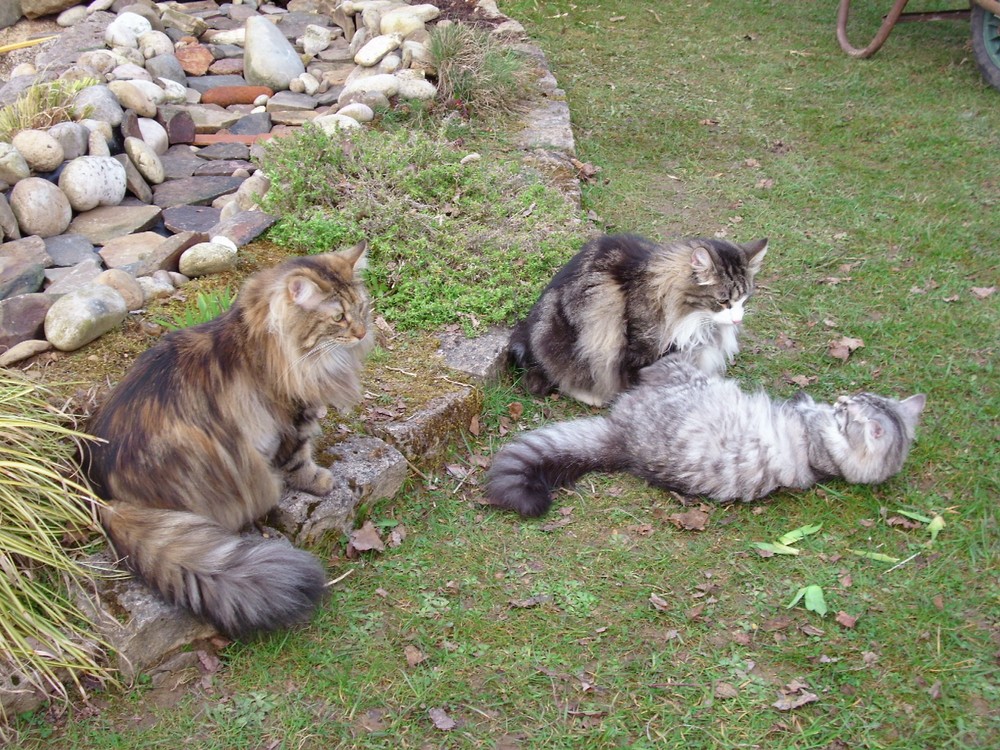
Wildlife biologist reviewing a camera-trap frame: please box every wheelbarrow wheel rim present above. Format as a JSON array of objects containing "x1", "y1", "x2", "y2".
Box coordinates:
[{"x1": 971, "y1": 5, "x2": 1000, "y2": 90}]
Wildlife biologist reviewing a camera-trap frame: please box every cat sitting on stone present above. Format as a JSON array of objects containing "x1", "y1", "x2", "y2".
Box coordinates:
[
  {"x1": 508, "y1": 233, "x2": 769, "y2": 406},
  {"x1": 82, "y1": 242, "x2": 374, "y2": 638},
  {"x1": 487, "y1": 353, "x2": 926, "y2": 517}
]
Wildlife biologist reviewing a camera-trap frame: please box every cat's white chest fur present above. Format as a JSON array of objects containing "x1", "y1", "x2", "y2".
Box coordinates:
[{"x1": 666, "y1": 310, "x2": 740, "y2": 376}]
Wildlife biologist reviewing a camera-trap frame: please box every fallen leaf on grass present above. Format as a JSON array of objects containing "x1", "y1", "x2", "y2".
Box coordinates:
[
  {"x1": 389, "y1": 525, "x2": 407, "y2": 548},
  {"x1": 468, "y1": 414, "x2": 480, "y2": 436},
  {"x1": 714, "y1": 682, "x2": 739, "y2": 699},
  {"x1": 928, "y1": 680, "x2": 943, "y2": 700},
  {"x1": 428, "y1": 707, "x2": 456, "y2": 731},
  {"x1": 539, "y1": 516, "x2": 573, "y2": 532},
  {"x1": 847, "y1": 549, "x2": 900, "y2": 564},
  {"x1": 761, "y1": 614, "x2": 793, "y2": 632},
  {"x1": 785, "y1": 373, "x2": 816, "y2": 388},
  {"x1": 348, "y1": 521, "x2": 385, "y2": 555},
  {"x1": 627, "y1": 523, "x2": 654, "y2": 536},
  {"x1": 927, "y1": 514, "x2": 945, "y2": 543},
  {"x1": 509, "y1": 594, "x2": 552, "y2": 609},
  {"x1": 828, "y1": 336, "x2": 864, "y2": 362},
  {"x1": 404, "y1": 645, "x2": 427, "y2": 667},
  {"x1": 970, "y1": 286, "x2": 995, "y2": 299},
  {"x1": 753, "y1": 541, "x2": 801, "y2": 556},
  {"x1": 786, "y1": 585, "x2": 827, "y2": 616},
  {"x1": 667, "y1": 508, "x2": 710, "y2": 531},
  {"x1": 835, "y1": 611, "x2": 858, "y2": 629},
  {"x1": 778, "y1": 523, "x2": 823, "y2": 545},
  {"x1": 507, "y1": 402, "x2": 524, "y2": 420},
  {"x1": 772, "y1": 688, "x2": 819, "y2": 711},
  {"x1": 886, "y1": 515, "x2": 923, "y2": 530},
  {"x1": 800, "y1": 623, "x2": 825, "y2": 637},
  {"x1": 649, "y1": 593, "x2": 670, "y2": 612}
]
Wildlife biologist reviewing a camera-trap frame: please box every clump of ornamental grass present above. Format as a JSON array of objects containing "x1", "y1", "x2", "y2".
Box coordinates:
[
  {"x1": 428, "y1": 21, "x2": 529, "y2": 117},
  {"x1": 0, "y1": 77, "x2": 96, "y2": 143},
  {"x1": 0, "y1": 374, "x2": 117, "y2": 728}
]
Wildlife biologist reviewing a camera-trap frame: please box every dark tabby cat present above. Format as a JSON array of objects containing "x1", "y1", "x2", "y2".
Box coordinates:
[
  {"x1": 508, "y1": 233, "x2": 769, "y2": 406},
  {"x1": 487, "y1": 354, "x2": 925, "y2": 517},
  {"x1": 82, "y1": 242, "x2": 373, "y2": 638}
]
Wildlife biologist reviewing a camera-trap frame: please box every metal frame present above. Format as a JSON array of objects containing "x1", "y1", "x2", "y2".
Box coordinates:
[{"x1": 836, "y1": 0, "x2": 1000, "y2": 58}]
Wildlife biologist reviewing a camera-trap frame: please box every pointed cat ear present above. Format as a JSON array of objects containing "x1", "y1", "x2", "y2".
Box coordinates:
[
  {"x1": 338, "y1": 240, "x2": 368, "y2": 272},
  {"x1": 287, "y1": 275, "x2": 325, "y2": 310},
  {"x1": 690, "y1": 246, "x2": 716, "y2": 285},
  {"x1": 898, "y1": 394, "x2": 927, "y2": 425},
  {"x1": 742, "y1": 238, "x2": 769, "y2": 274}
]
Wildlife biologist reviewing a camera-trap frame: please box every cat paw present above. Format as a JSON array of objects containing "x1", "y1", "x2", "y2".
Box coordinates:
[{"x1": 291, "y1": 465, "x2": 336, "y2": 495}]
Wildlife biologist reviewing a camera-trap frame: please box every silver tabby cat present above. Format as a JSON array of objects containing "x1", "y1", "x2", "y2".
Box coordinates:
[
  {"x1": 487, "y1": 354, "x2": 926, "y2": 517},
  {"x1": 508, "y1": 233, "x2": 769, "y2": 406}
]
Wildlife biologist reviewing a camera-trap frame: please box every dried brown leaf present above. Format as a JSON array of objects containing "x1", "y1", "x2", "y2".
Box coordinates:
[
  {"x1": 835, "y1": 611, "x2": 858, "y2": 629},
  {"x1": 428, "y1": 707, "x2": 456, "y2": 731},
  {"x1": 761, "y1": 615, "x2": 793, "y2": 632},
  {"x1": 468, "y1": 414, "x2": 481, "y2": 436},
  {"x1": 886, "y1": 515, "x2": 922, "y2": 530},
  {"x1": 970, "y1": 286, "x2": 995, "y2": 299},
  {"x1": 827, "y1": 336, "x2": 864, "y2": 362},
  {"x1": 800, "y1": 624, "x2": 825, "y2": 637},
  {"x1": 928, "y1": 680, "x2": 943, "y2": 699},
  {"x1": 509, "y1": 594, "x2": 552, "y2": 609},
  {"x1": 349, "y1": 520, "x2": 385, "y2": 553},
  {"x1": 539, "y1": 517, "x2": 573, "y2": 532},
  {"x1": 667, "y1": 508, "x2": 710, "y2": 531},
  {"x1": 715, "y1": 681, "x2": 739, "y2": 699},
  {"x1": 404, "y1": 645, "x2": 427, "y2": 667},
  {"x1": 649, "y1": 593, "x2": 670, "y2": 612},
  {"x1": 507, "y1": 402, "x2": 524, "y2": 420}
]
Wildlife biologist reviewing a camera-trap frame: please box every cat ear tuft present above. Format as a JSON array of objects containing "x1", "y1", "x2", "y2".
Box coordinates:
[
  {"x1": 867, "y1": 420, "x2": 885, "y2": 440},
  {"x1": 339, "y1": 240, "x2": 368, "y2": 272},
  {"x1": 898, "y1": 394, "x2": 926, "y2": 424},
  {"x1": 287, "y1": 275, "x2": 324, "y2": 309},
  {"x1": 743, "y1": 238, "x2": 769, "y2": 273},
  {"x1": 690, "y1": 247, "x2": 716, "y2": 285}
]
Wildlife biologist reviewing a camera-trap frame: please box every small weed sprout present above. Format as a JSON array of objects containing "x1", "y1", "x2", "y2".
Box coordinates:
[
  {"x1": 0, "y1": 374, "x2": 117, "y2": 728},
  {"x1": 429, "y1": 22, "x2": 529, "y2": 117},
  {"x1": 153, "y1": 287, "x2": 234, "y2": 331},
  {"x1": 0, "y1": 77, "x2": 97, "y2": 142}
]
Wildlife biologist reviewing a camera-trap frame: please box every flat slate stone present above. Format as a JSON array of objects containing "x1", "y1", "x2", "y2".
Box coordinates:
[
  {"x1": 208, "y1": 210, "x2": 277, "y2": 247},
  {"x1": 193, "y1": 159, "x2": 254, "y2": 176},
  {"x1": 67, "y1": 205, "x2": 163, "y2": 245},
  {"x1": 162, "y1": 205, "x2": 223, "y2": 233},
  {"x1": 266, "y1": 90, "x2": 318, "y2": 111},
  {"x1": 184, "y1": 74, "x2": 248, "y2": 94},
  {"x1": 228, "y1": 112, "x2": 273, "y2": 136},
  {"x1": 196, "y1": 142, "x2": 250, "y2": 161},
  {"x1": 43, "y1": 234, "x2": 98, "y2": 267},
  {"x1": 152, "y1": 175, "x2": 245, "y2": 208},
  {"x1": 160, "y1": 146, "x2": 205, "y2": 180}
]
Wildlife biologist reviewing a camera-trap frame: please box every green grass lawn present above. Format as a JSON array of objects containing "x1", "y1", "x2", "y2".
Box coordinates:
[{"x1": 14, "y1": 1, "x2": 998, "y2": 747}]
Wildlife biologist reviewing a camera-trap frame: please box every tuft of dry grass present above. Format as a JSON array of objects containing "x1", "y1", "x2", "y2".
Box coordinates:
[
  {"x1": 428, "y1": 21, "x2": 529, "y2": 117},
  {"x1": 0, "y1": 374, "x2": 118, "y2": 731},
  {"x1": 0, "y1": 77, "x2": 96, "y2": 143}
]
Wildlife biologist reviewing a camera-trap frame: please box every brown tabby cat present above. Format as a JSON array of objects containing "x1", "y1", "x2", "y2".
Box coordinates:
[
  {"x1": 82, "y1": 242, "x2": 373, "y2": 638},
  {"x1": 509, "y1": 233, "x2": 769, "y2": 406}
]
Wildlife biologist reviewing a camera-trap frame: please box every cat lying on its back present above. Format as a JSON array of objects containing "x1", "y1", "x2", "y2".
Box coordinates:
[
  {"x1": 508, "y1": 233, "x2": 769, "y2": 406},
  {"x1": 488, "y1": 353, "x2": 926, "y2": 517},
  {"x1": 83, "y1": 242, "x2": 374, "y2": 638}
]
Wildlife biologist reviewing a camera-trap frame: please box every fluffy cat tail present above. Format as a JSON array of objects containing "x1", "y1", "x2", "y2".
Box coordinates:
[
  {"x1": 101, "y1": 503, "x2": 326, "y2": 639},
  {"x1": 486, "y1": 417, "x2": 623, "y2": 517}
]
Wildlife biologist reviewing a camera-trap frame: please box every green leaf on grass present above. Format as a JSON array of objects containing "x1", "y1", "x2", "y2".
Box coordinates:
[
  {"x1": 753, "y1": 542, "x2": 801, "y2": 556},
  {"x1": 778, "y1": 523, "x2": 823, "y2": 546},
  {"x1": 847, "y1": 549, "x2": 901, "y2": 563},
  {"x1": 927, "y1": 515, "x2": 945, "y2": 543},
  {"x1": 895, "y1": 509, "x2": 933, "y2": 524},
  {"x1": 786, "y1": 585, "x2": 827, "y2": 616}
]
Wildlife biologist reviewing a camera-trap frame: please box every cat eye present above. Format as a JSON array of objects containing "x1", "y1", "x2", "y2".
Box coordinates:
[{"x1": 330, "y1": 311, "x2": 344, "y2": 322}]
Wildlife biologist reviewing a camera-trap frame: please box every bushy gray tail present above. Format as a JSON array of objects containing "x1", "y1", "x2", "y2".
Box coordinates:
[
  {"x1": 102, "y1": 503, "x2": 325, "y2": 639},
  {"x1": 486, "y1": 417, "x2": 624, "y2": 517}
]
